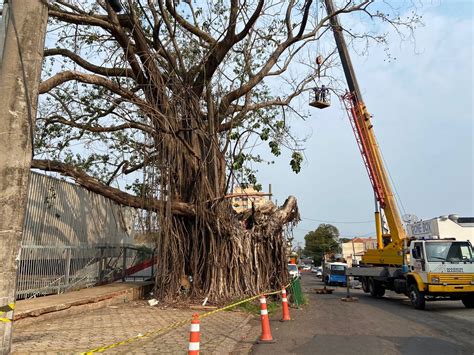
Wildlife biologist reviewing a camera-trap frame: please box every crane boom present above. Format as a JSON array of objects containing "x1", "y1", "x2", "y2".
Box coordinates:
[{"x1": 324, "y1": 0, "x2": 407, "y2": 265}]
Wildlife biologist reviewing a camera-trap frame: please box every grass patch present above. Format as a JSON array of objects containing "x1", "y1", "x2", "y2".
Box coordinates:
[
  {"x1": 300, "y1": 293, "x2": 309, "y2": 305},
  {"x1": 226, "y1": 297, "x2": 281, "y2": 316}
]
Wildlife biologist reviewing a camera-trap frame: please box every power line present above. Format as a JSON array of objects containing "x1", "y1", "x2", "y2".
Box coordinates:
[
  {"x1": 294, "y1": 226, "x2": 375, "y2": 237},
  {"x1": 300, "y1": 216, "x2": 374, "y2": 224}
]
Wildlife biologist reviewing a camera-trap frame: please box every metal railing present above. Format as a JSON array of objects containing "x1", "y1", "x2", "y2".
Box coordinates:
[
  {"x1": 16, "y1": 244, "x2": 154, "y2": 299},
  {"x1": 16, "y1": 172, "x2": 156, "y2": 300}
]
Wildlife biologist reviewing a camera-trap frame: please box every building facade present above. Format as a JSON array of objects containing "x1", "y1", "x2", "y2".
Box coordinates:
[
  {"x1": 231, "y1": 186, "x2": 270, "y2": 213},
  {"x1": 341, "y1": 237, "x2": 377, "y2": 267}
]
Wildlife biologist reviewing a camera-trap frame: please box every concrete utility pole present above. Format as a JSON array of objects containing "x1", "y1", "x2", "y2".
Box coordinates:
[{"x1": 0, "y1": 1, "x2": 48, "y2": 353}]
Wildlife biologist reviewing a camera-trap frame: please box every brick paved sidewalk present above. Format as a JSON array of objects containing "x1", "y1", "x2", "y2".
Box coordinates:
[{"x1": 12, "y1": 300, "x2": 257, "y2": 354}]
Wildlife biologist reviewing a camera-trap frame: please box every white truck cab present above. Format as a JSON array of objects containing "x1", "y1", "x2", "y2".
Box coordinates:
[
  {"x1": 348, "y1": 237, "x2": 474, "y2": 310},
  {"x1": 405, "y1": 239, "x2": 474, "y2": 309}
]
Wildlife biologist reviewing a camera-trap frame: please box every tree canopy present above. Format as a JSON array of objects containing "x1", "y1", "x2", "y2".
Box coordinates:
[
  {"x1": 31, "y1": 0, "x2": 421, "y2": 301},
  {"x1": 304, "y1": 223, "x2": 340, "y2": 265}
]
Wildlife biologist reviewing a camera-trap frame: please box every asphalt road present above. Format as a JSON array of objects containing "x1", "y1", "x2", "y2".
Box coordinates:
[{"x1": 251, "y1": 273, "x2": 474, "y2": 355}]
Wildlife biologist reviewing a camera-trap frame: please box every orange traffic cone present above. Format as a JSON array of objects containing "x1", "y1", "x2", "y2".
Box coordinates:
[
  {"x1": 258, "y1": 295, "x2": 275, "y2": 343},
  {"x1": 188, "y1": 314, "x2": 200, "y2": 355},
  {"x1": 281, "y1": 287, "x2": 291, "y2": 321}
]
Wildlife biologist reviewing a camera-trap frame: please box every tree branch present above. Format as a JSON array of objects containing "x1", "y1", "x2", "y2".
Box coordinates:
[
  {"x1": 31, "y1": 159, "x2": 195, "y2": 216},
  {"x1": 44, "y1": 115, "x2": 155, "y2": 135},
  {"x1": 235, "y1": 0, "x2": 264, "y2": 42},
  {"x1": 191, "y1": 1, "x2": 264, "y2": 98},
  {"x1": 48, "y1": 9, "x2": 132, "y2": 30},
  {"x1": 39, "y1": 70, "x2": 137, "y2": 99},
  {"x1": 44, "y1": 48, "x2": 135, "y2": 78},
  {"x1": 164, "y1": 0, "x2": 217, "y2": 45}
]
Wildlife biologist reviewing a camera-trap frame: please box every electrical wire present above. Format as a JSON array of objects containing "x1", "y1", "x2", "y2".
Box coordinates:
[
  {"x1": 301, "y1": 216, "x2": 374, "y2": 224},
  {"x1": 294, "y1": 225, "x2": 375, "y2": 237}
]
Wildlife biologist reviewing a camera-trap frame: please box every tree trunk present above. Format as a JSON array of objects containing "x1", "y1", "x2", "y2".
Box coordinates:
[{"x1": 151, "y1": 95, "x2": 298, "y2": 301}]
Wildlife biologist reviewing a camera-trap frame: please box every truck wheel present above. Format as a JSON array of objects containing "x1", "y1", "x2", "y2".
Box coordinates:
[
  {"x1": 461, "y1": 296, "x2": 474, "y2": 308},
  {"x1": 368, "y1": 278, "x2": 385, "y2": 297},
  {"x1": 361, "y1": 277, "x2": 369, "y2": 293},
  {"x1": 408, "y1": 284, "x2": 425, "y2": 310}
]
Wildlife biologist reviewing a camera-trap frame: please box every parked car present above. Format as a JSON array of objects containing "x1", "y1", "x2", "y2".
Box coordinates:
[
  {"x1": 311, "y1": 266, "x2": 323, "y2": 277},
  {"x1": 288, "y1": 263, "x2": 300, "y2": 279}
]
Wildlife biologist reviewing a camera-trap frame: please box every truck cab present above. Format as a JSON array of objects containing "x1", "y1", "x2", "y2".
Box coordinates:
[
  {"x1": 406, "y1": 239, "x2": 474, "y2": 309},
  {"x1": 324, "y1": 262, "x2": 348, "y2": 286}
]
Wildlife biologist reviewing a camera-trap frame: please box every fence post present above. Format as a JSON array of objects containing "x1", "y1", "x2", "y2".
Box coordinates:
[
  {"x1": 122, "y1": 246, "x2": 127, "y2": 282},
  {"x1": 346, "y1": 275, "x2": 350, "y2": 298},
  {"x1": 98, "y1": 247, "x2": 105, "y2": 284},
  {"x1": 64, "y1": 247, "x2": 72, "y2": 290},
  {"x1": 151, "y1": 249, "x2": 155, "y2": 279}
]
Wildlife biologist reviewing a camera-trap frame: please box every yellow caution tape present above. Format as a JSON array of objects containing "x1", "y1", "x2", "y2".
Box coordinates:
[
  {"x1": 82, "y1": 317, "x2": 191, "y2": 354},
  {"x1": 82, "y1": 284, "x2": 291, "y2": 354},
  {"x1": 0, "y1": 303, "x2": 15, "y2": 323}
]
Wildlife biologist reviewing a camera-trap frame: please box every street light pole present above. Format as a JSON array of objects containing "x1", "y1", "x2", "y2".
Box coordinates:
[{"x1": 0, "y1": 1, "x2": 48, "y2": 353}]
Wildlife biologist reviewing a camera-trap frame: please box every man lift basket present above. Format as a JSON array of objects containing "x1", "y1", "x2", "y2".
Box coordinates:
[
  {"x1": 309, "y1": 85, "x2": 331, "y2": 109},
  {"x1": 310, "y1": 54, "x2": 331, "y2": 109}
]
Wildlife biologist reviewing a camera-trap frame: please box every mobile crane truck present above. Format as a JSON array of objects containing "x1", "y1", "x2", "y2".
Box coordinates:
[{"x1": 318, "y1": 0, "x2": 474, "y2": 310}]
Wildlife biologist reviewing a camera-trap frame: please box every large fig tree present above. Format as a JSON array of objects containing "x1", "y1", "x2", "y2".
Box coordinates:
[{"x1": 33, "y1": 0, "x2": 419, "y2": 301}]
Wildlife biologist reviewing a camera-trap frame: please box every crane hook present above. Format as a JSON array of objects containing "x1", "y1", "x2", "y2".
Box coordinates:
[{"x1": 316, "y1": 55, "x2": 324, "y2": 79}]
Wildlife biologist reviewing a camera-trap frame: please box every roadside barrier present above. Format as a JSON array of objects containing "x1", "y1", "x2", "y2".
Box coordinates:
[
  {"x1": 82, "y1": 284, "x2": 292, "y2": 354},
  {"x1": 188, "y1": 314, "x2": 200, "y2": 355},
  {"x1": 280, "y1": 288, "x2": 291, "y2": 321},
  {"x1": 257, "y1": 295, "x2": 274, "y2": 343},
  {"x1": 288, "y1": 277, "x2": 304, "y2": 306}
]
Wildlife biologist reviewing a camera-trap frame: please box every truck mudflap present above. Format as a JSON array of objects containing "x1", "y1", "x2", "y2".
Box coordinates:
[{"x1": 428, "y1": 284, "x2": 474, "y2": 293}]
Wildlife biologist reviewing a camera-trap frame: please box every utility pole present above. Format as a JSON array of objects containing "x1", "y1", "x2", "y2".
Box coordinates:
[
  {"x1": 0, "y1": 1, "x2": 48, "y2": 353},
  {"x1": 351, "y1": 238, "x2": 357, "y2": 265}
]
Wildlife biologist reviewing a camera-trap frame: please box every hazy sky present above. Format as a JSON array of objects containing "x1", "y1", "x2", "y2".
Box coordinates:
[
  {"x1": 256, "y1": 0, "x2": 473, "y2": 245},
  {"x1": 4, "y1": 1, "x2": 470, "y2": 246}
]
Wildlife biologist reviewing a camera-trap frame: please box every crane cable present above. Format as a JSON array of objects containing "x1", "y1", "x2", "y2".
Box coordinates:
[{"x1": 373, "y1": 135, "x2": 408, "y2": 219}]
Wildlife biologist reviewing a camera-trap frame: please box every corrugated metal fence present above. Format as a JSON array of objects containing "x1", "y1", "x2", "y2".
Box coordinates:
[{"x1": 17, "y1": 172, "x2": 152, "y2": 299}]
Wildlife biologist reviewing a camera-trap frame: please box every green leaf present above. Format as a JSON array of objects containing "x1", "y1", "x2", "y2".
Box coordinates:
[
  {"x1": 248, "y1": 173, "x2": 257, "y2": 185},
  {"x1": 233, "y1": 153, "x2": 245, "y2": 170},
  {"x1": 260, "y1": 128, "x2": 270, "y2": 141},
  {"x1": 269, "y1": 141, "x2": 281, "y2": 156},
  {"x1": 290, "y1": 151, "x2": 303, "y2": 174}
]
